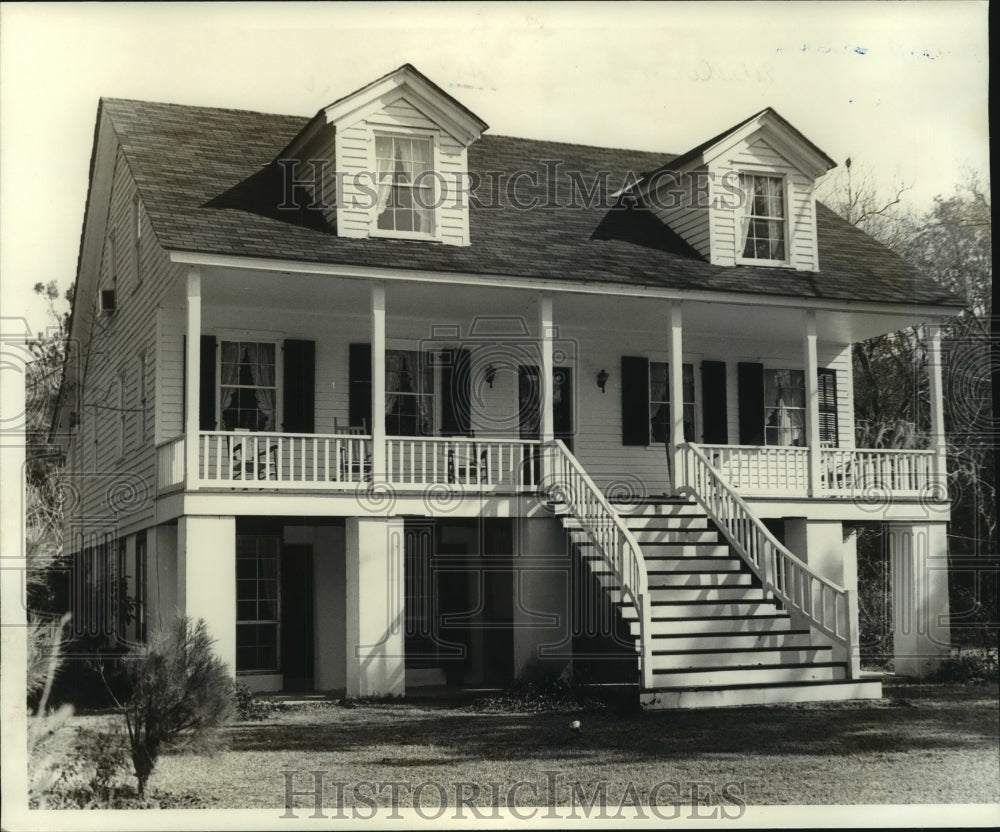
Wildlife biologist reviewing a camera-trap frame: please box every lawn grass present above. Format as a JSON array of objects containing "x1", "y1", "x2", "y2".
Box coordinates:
[{"x1": 32, "y1": 680, "x2": 1000, "y2": 810}]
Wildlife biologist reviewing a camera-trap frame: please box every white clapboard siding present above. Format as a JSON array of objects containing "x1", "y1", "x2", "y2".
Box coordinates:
[
  {"x1": 648, "y1": 164, "x2": 712, "y2": 259},
  {"x1": 331, "y1": 96, "x2": 470, "y2": 245},
  {"x1": 69, "y1": 146, "x2": 185, "y2": 536}
]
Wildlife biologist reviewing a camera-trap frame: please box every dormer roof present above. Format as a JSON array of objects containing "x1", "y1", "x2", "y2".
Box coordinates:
[
  {"x1": 653, "y1": 107, "x2": 836, "y2": 181},
  {"x1": 281, "y1": 63, "x2": 488, "y2": 159}
]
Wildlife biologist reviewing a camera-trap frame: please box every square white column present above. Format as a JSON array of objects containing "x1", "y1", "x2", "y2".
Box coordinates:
[
  {"x1": 370, "y1": 282, "x2": 386, "y2": 480},
  {"x1": 890, "y1": 522, "x2": 951, "y2": 678},
  {"x1": 177, "y1": 515, "x2": 236, "y2": 675},
  {"x1": 345, "y1": 516, "x2": 405, "y2": 697},
  {"x1": 184, "y1": 267, "x2": 201, "y2": 489}
]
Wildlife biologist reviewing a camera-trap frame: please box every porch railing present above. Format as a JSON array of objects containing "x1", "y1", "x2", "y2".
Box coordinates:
[
  {"x1": 386, "y1": 436, "x2": 542, "y2": 490},
  {"x1": 820, "y1": 448, "x2": 934, "y2": 497},
  {"x1": 699, "y1": 443, "x2": 809, "y2": 494},
  {"x1": 678, "y1": 442, "x2": 858, "y2": 677},
  {"x1": 198, "y1": 431, "x2": 371, "y2": 488},
  {"x1": 544, "y1": 440, "x2": 653, "y2": 689},
  {"x1": 156, "y1": 436, "x2": 185, "y2": 491}
]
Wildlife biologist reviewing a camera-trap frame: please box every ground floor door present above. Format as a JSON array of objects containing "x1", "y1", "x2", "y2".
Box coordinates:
[{"x1": 280, "y1": 543, "x2": 314, "y2": 691}]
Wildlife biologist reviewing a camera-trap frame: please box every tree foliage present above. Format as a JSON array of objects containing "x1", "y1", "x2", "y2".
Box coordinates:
[
  {"x1": 823, "y1": 166, "x2": 994, "y2": 652},
  {"x1": 101, "y1": 617, "x2": 234, "y2": 795}
]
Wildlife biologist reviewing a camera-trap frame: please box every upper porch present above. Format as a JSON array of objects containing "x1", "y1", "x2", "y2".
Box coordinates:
[{"x1": 154, "y1": 259, "x2": 950, "y2": 516}]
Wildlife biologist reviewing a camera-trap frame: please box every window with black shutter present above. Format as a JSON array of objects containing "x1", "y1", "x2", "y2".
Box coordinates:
[
  {"x1": 282, "y1": 340, "x2": 315, "y2": 433},
  {"x1": 818, "y1": 368, "x2": 838, "y2": 447}
]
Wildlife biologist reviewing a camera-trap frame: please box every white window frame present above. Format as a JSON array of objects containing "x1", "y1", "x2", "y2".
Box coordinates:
[
  {"x1": 763, "y1": 367, "x2": 806, "y2": 447},
  {"x1": 648, "y1": 360, "x2": 697, "y2": 445},
  {"x1": 136, "y1": 351, "x2": 148, "y2": 443},
  {"x1": 216, "y1": 337, "x2": 282, "y2": 433},
  {"x1": 236, "y1": 534, "x2": 281, "y2": 674},
  {"x1": 369, "y1": 130, "x2": 440, "y2": 242},
  {"x1": 384, "y1": 343, "x2": 437, "y2": 437},
  {"x1": 736, "y1": 172, "x2": 790, "y2": 267},
  {"x1": 117, "y1": 369, "x2": 127, "y2": 459},
  {"x1": 132, "y1": 195, "x2": 143, "y2": 287}
]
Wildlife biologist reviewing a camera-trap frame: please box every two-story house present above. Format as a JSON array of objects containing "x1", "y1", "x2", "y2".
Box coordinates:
[{"x1": 52, "y1": 65, "x2": 962, "y2": 708}]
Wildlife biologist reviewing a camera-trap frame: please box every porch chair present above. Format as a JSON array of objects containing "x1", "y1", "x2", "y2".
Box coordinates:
[
  {"x1": 447, "y1": 439, "x2": 489, "y2": 484},
  {"x1": 333, "y1": 417, "x2": 372, "y2": 481},
  {"x1": 230, "y1": 437, "x2": 279, "y2": 480}
]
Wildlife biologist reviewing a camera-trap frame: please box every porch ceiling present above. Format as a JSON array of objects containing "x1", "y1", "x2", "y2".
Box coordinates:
[{"x1": 198, "y1": 266, "x2": 940, "y2": 344}]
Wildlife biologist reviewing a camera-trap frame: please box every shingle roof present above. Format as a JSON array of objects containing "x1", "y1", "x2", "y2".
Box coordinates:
[{"x1": 100, "y1": 97, "x2": 962, "y2": 308}]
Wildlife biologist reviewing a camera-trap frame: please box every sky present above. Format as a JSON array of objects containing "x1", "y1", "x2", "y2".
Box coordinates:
[{"x1": 0, "y1": 1, "x2": 989, "y2": 337}]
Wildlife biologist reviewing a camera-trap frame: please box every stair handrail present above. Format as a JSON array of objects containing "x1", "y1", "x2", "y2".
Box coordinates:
[
  {"x1": 543, "y1": 440, "x2": 654, "y2": 688},
  {"x1": 678, "y1": 442, "x2": 858, "y2": 678}
]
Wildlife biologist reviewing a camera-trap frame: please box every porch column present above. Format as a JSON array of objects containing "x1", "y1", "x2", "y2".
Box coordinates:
[
  {"x1": 370, "y1": 282, "x2": 386, "y2": 481},
  {"x1": 803, "y1": 310, "x2": 822, "y2": 497},
  {"x1": 668, "y1": 301, "x2": 684, "y2": 489},
  {"x1": 345, "y1": 516, "x2": 405, "y2": 697},
  {"x1": 538, "y1": 293, "x2": 555, "y2": 443},
  {"x1": 177, "y1": 515, "x2": 236, "y2": 675},
  {"x1": 926, "y1": 324, "x2": 948, "y2": 486},
  {"x1": 889, "y1": 522, "x2": 951, "y2": 678},
  {"x1": 184, "y1": 267, "x2": 201, "y2": 489}
]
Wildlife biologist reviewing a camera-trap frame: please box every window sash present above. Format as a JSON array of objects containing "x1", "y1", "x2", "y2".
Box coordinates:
[
  {"x1": 763, "y1": 368, "x2": 805, "y2": 446},
  {"x1": 375, "y1": 135, "x2": 435, "y2": 235},
  {"x1": 220, "y1": 341, "x2": 277, "y2": 432},
  {"x1": 235, "y1": 534, "x2": 280, "y2": 673},
  {"x1": 649, "y1": 362, "x2": 695, "y2": 443},
  {"x1": 740, "y1": 174, "x2": 786, "y2": 261}
]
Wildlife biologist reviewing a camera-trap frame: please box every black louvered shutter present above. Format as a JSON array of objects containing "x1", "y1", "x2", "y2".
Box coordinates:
[
  {"x1": 441, "y1": 348, "x2": 472, "y2": 436},
  {"x1": 199, "y1": 335, "x2": 216, "y2": 430},
  {"x1": 348, "y1": 343, "x2": 372, "y2": 431},
  {"x1": 621, "y1": 356, "x2": 650, "y2": 446},
  {"x1": 283, "y1": 339, "x2": 315, "y2": 433},
  {"x1": 737, "y1": 362, "x2": 765, "y2": 445},
  {"x1": 818, "y1": 368, "x2": 839, "y2": 447},
  {"x1": 701, "y1": 360, "x2": 728, "y2": 444}
]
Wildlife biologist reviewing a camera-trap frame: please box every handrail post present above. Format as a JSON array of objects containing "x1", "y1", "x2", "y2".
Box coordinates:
[{"x1": 845, "y1": 590, "x2": 860, "y2": 679}]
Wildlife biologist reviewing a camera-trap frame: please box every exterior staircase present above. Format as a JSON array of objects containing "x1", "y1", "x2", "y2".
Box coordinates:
[{"x1": 560, "y1": 498, "x2": 883, "y2": 709}]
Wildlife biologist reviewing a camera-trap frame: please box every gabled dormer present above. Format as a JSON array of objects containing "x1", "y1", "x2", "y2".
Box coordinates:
[
  {"x1": 642, "y1": 108, "x2": 835, "y2": 270},
  {"x1": 280, "y1": 64, "x2": 487, "y2": 246}
]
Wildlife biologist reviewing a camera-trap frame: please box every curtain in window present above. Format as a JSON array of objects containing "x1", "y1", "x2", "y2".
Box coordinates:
[
  {"x1": 255, "y1": 344, "x2": 276, "y2": 430},
  {"x1": 649, "y1": 363, "x2": 668, "y2": 443},
  {"x1": 385, "y1": 351, "x2": 404, "y2": 416},
  {"x1": 220, "y1": 342, "x2": 242, "y2": 424},
  {"x1": 402, "y1": 350, "x2": 433, "y2": 434}
]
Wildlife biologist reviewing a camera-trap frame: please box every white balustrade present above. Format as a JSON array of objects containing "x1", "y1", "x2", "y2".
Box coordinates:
[
  {"x1": 156, "y1": 436, "x2": 185, "y2": 491},
  {"x1": 679, "y1": 442, "x2": 857, "y2": 676},
  {"x1": 385, "y1": 436, "x2": 541, "y2": 490}
]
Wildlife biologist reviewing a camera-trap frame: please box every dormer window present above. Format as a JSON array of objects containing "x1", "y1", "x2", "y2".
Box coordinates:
[
  {"x1": 375, "y1": 135, "x2": 435, "y2": 237},
  {"x1": 739, "y1": 173, "x2": 787, "y2": 263}
]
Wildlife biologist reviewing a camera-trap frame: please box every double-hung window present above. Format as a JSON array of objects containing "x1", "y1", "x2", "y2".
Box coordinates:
[
  {"x1": 385, "y1": 349, "x2": 434, "y2": 436},
  {"x1": 649, "y1": 362, "x2": 696, "y2": 443},
  {"x1": 236, "y1": 534, "x2": 279, "y2": 673},
  {"x1": 375, "y1": 135, "x2": 435, "y2": 236},
  {"x1": 739, "y1": 174, "x2": 786, "y2": 262},
  {"x1": 220, "y1": 341, "x2": 277, "y2": 431},
  {"x1": 763, "y1": 368, "x2": 805, "y2": 446}
]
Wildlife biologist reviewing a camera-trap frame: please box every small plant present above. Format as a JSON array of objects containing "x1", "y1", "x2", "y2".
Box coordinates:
[
  {"x1": 102, "y1": 617, "x2": 234, "y2": 795},
  {"x1": 929, "y1": 646, "x2": 999, "y2": 684},
  {"x1": 232, "y1": 681, "x2": 281, "y2": 721},
  {"x1": 474, "y1": 662, "x2": 608, "y2": 713}
]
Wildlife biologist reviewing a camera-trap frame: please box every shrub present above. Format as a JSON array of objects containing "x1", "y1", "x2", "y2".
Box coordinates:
[
  {"x1": 474, "y1": 662, "x2": 609, "y2": 713},
  {"x1": 929, "y1": 646, "x2": 999, "y2": 684},
  {"x1": 232, "y1": 681, "x2": 281, "y2": 721},
  {"x1": 104, "y1": 617, "x2": 234, "y2": 795}
]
